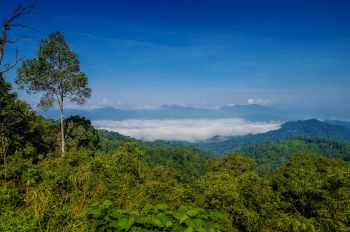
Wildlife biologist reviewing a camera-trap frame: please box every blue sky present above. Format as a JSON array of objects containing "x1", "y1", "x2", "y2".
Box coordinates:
[{"x1": 2, "y1": 0, "x2": 350, "y2": 112}]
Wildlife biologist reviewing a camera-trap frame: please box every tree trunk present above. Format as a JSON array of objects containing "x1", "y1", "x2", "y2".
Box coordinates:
[{"x1": 59, "y1": 102, "x2": 65, "y2": 157}]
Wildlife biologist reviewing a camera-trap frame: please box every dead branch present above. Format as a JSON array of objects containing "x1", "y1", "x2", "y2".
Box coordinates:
[
  {"x1": 5, "y1": 35, "x2": 36, "y2": 44},
  {"x1": 6, "y1": 23, "x2": 38, "y2": 32},
  {"x1": 2, "y1": 48, "x2": 24, "y2": 74},
  {"x1": 0, "y1": 3, "x2": 36, "y2": 74}
]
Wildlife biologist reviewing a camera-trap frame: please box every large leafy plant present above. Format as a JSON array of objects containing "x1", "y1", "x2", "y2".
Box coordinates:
[{"x1": 87, "y1": 201, "x2": 231, "y2": 231}]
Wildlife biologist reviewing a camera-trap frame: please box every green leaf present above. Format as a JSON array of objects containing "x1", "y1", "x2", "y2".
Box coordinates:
[
  {"x1": 142, "y1": 204, "x2": 155, "y2": 214},
  {"x1": 109, "y1": 209, "x2": 124, "y2": 219},
  {"x1": 208, "y1": 211, "x2": 228, "y2": 222},
  {"x1": 186, "y1": 208, "x2": 203, "y2": 217},
  {"x1": 186, "y1": 218, "x2": 204, "y2": 231},
  {"x1": 102, "y1": 200, "x2": 113, "y2": 209},
  {"x1": 118, "y1": 217, "x2": 135, "y2": 231},
  {"x1": 90, "y1": 202, "x2": 100, "y2": 208},
  {"x1": 156, "y1": 203, "x2": 168, "y2": 211},
  {"x1": 109, "y1": 221, "x2": 119, "y2": 229},
  {"x1": 177, "y1": 206, "x2": 191, "y2": 214},
  {"x1": 88, "y1": 209, "x2": 102, "y2": 218},
  {"x1": 150, "y1": 216, "x2": 163, "y2": 228},
  {"x1": 134, "y1": 215, "x2": 148, "y2": 224},
  {"x1": 174, "y1": 212, "x2": 189, "y2": 224},
  {"x1": 158, "y1": 213, "x2": 171, "y2": 227},
  {"x1": 184, "y1": 226, "x2": 194, "y2": 232},
  {"x1": 165, "y1": 220, "x2": 173, "y2": 228}
]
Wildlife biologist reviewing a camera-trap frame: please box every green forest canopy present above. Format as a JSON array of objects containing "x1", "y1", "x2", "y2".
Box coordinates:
[
  {"x1": 237, "y1": 137, "x2": 350, "y2": 175},
  {"x1": 1, "y1": 84, "x2": 350, "y2": 231}
]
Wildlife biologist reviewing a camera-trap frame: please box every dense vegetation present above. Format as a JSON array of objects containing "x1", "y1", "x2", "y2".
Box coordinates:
[
  {"x1": 194, "y1": 119, "x2": 350, "y2": 155},
  {"x1": 98, "y1": 131, "x2": 213, "y2": 183},
  {"x1": 1, "y1": 80, "x2": 350, "y2": 231},
  {"x1": 238, "y1": 137, "x2": 350, "y2": 175},
  {"x1": 1, "y1": 10, "x2": 350, "y2": 231}
]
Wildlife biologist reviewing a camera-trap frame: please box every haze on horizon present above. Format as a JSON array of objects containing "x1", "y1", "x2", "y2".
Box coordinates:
[{"x1": 3, "y1": 0, "x2": 350, "y2": 114}]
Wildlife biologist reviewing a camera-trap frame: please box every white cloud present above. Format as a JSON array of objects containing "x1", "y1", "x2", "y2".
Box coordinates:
[
  {"x1": 63, "y1": 98, "x2": 124, "y2": 110},
  {"x1": 98, "y1": 98, "x2": 124, "y2": 108},
  {"x1": 93, "y1": 118, "x2": 280, "y2": 142},
  {"x1": 132, "y1": 105, "x2": 160, "y2": 110},
  {"x1": 247, "y1": 98, "x2": 272, "y2": 105}
]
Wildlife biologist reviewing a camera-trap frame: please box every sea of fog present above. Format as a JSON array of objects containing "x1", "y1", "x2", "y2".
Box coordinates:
[{"x1": 92, "y1": 118, "x2": 280, "y2": 142}]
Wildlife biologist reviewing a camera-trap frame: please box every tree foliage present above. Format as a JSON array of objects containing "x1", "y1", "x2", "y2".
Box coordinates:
[
  {"x1": 0, "y1": 78, "x2": 58, "y2": 163},
  {"x1": 64, "y1": 115, "x2": 100, "y2": 151},
  {"x1": 272, "y1": 154, "x2": 350, "y2": 230},
  {"x1": 1, "y1": 125, "x2": 350, "y2": 231},
  {"x1": 16, "y1": 32, "x2": 91, "y2": 109},
  {"x1": 238, "y1": 137, "x2": 350, "y2": 175},
  {"x1": 16, "y1": 32, "x2": 91, "y2": 155}
]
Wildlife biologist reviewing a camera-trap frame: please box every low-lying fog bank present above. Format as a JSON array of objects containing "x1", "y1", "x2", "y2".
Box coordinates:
[{"x1": 93, "y1": 118, "x2": 280, "y2": 142}]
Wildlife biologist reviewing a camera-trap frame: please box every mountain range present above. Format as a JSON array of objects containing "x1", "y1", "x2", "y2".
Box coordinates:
[
  {"x1": 37, "y1": 104, "x2": 346, "y2": 122},
  {"x1": 192, "y1": 119, "x2": 350, "y2": 155}
]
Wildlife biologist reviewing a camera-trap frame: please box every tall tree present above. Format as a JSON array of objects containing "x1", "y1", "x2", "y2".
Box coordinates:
[{"x1": 16, "y1": 32, "x2": 91, "y2": 156}]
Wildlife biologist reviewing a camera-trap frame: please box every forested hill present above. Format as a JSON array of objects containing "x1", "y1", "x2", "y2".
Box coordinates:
[
  {"x1": 237, "y1": 137, "x2": 350, "y2": 175},
  {"x1": 193, "y1": 119, "x2": 350, "y2": 155},
  {"x1": 98, "y1": 130, "x2": 213, "y2": 183},
  {"x1": 326, "y1": 120, "x2": 350, "y2": 129},
  {"x1": 97, "y1": 129, "x2": 350, "y2": 177},
  {"x1": 2, "y1": 82, "x2": 350, "y2": 231}
]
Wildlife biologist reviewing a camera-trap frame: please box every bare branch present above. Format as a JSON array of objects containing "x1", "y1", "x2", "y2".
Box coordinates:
[
  {"x1": 2, "y1": 48, "x2": 24, "y2": 74},
  {"x1": 0, "y1": 3, "x2": 36, "y2": 74},
  {"x1": 6, "y1": 4, "x2": 36, "y2": 26},
  {"x1": 5, "y1": 35, "x2": 38, "y2": 44},
  {"x1": 7, "y1": 23, "x2": 38, "y2": 32}
]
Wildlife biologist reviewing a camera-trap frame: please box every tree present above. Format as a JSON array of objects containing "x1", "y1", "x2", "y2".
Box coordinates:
[
  {"x1": 1, "y1": 3, "x2": 36, "y2": 139},
  {"x1": 0, "y1": 78, "x2": 58, "y2": 162},
  {"x1": 16, "y1": 32, "x2": 91, "y2": 156},
  {"x1": 64, "y1": 115, "x2": 100, "y2": 151},
  {"x1": 210, "y1": 152, "x2": 256, "y2": 176},
  {"x1": 272, "y1": 154, "x2": 350, "y2": 231},
  {"x1": 1, "y1": 3, "x2": 36, "y2": 173}
]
